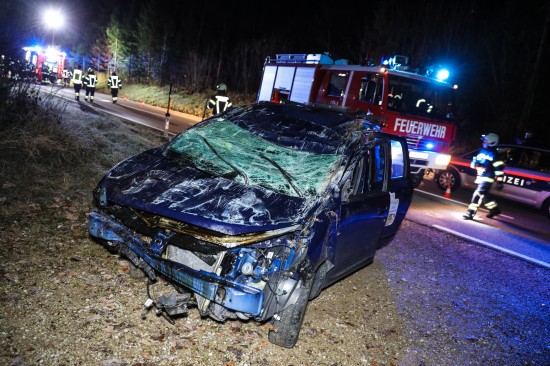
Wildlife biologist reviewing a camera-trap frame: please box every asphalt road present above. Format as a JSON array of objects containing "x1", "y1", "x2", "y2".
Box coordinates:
[
  {"x1": 413, "y1": 176, "x2": 550, "y2": 269},
  {"x1": 46, "y1": 84, "x2": 202, "y2": 135}
]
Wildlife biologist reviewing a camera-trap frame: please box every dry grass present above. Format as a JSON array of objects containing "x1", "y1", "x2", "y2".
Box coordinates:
[
  {"x1": 0, "y1": 79, "x2": 164, "y2": 207},
  {"x1": 104, "y1": 83, "x2": 256, "y2": 117}
]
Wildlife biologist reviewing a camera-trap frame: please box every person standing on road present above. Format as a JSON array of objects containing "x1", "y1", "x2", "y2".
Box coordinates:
[
  {"x1": 72, "y1": 65, "x2": 83, "y2": 101},
  {"x1": 83, "y1": 68, "x2": 98, "y2": 103},
  {"x1": 62, "y1": 69, "x2": 72, "y2": 87},
  {"x1": 463, "y1": 133, "x2": 505, "y2": 220},
  {"x1": 206, "y1": 83, "x2": 232, "y2": 116},
  {"x1": 107, "y1": 71, "x2": 122, "y2": 103}
]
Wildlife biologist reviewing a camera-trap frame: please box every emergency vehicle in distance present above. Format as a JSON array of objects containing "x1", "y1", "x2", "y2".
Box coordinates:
[
  {"x1": 23, "y1": 45, "x2": 66, "y2": 84},
  {"x1": 257, "y1": 53, "x2": 458, "y2": 186}
]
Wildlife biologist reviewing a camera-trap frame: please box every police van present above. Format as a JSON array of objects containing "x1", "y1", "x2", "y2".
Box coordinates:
[{"x1": 435, "y1": 144, "x2": 550, "y2": 216}]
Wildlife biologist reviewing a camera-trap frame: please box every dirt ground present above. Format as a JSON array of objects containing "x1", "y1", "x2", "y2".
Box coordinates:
[{"x1": 1, "y1": 101, "x2": 548, "y2": 366}]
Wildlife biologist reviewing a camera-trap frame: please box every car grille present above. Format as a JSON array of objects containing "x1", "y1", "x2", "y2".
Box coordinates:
[{"x1": 106, "y1": 204, "x2": 226, "y2": 256}]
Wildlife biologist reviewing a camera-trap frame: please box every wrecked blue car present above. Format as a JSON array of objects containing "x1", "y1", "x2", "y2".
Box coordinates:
[{"x1": 88, "y1": 102, "x2": 413, "y2": 347}]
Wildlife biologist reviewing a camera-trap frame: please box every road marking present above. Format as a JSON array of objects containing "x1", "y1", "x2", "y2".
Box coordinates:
[
  {"x1": 432, "y1": 224, "x2": 550, "y2": 269},
  {"x1": 415, "y1": 188, "x2": 515, "y2": 219}
]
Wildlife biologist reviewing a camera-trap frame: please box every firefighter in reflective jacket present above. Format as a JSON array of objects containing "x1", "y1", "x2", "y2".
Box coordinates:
[
  {"x1": 107, "y1": 71, "x2": 122, "y2": 103},
  {"x1": 62, "y1": 69, "x2": 72, "y2": 87},
  {"x1": 83, "y1": 68, "x2": 98, "y2": 103},
  {"x1": 207, "y1": 83, "x2": 232, "y2": 115},
  {"x1": 72, "y1": 65, "x2": 83, "y2": 100},
  {"x1": 463, "y1": 133, "x2": 505, "y2": 220}
]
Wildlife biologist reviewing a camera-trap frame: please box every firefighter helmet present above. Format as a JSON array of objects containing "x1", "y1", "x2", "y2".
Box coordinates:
[
  {"x1": 216, "y1": 83, "x2": 227, "y2": 92},
  {"x1": 87, "y1": 68, "x2": 94, "y2": 74},
  {"x1": 481, "y1": 133, "x2": 499, "y2": 147}
]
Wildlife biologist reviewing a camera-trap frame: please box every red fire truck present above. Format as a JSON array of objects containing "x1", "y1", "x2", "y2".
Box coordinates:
[
  {"x1": 257, "y1": 53, "x2": 458, "y2": 186},
  {"x1": 23, "y1": 45, "x2": 66, "y2": 84}
]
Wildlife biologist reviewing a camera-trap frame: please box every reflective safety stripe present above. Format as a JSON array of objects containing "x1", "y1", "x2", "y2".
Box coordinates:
[
  {"x1": 485, "y1": 201, "x2": 498, "y2": 209},
  {"x1": 109, "y1": 76, "x2": 120, "y2": 88},
  {"x1": 216, "y1": 96, "x2": 230, "y2": 112},
  {"x1": 475, "y1": 176, "x2": 494, "y2": 183}
]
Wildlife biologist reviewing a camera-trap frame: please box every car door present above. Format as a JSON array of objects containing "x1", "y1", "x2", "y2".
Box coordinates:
[
  {"x1": 380, "y1": 136, "x2": 413, "y2": 239},
  {"x1": 326, "y1": 139, "x2": 389, "y2": 282}
]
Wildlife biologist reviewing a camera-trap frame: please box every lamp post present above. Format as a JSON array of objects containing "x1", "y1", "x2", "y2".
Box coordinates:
[{"x1": 164, "y1": 83, "x2": 173, "y2": 137}]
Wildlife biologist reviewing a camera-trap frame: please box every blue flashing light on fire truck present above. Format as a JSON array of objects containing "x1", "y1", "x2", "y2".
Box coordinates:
[
  {"x1": 23, "y1": 45, "x2": 66, "y2": 84},
  {"x1": 257, "y1": 53, "x2": 458, "y2": 186}
]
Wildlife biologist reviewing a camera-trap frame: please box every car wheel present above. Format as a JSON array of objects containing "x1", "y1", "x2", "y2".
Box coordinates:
[
  {"x1": 542, "y1": 198, "x2": 550, "y2": 218},
  {"x1": 435, "y1": 169, "x2": 461, "y2": 191},
  {"x1": 268, "y1": 279, "x2": 312, "y2": 348}
]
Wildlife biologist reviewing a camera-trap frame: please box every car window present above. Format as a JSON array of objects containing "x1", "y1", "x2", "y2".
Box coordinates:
[
  {"x1": 327, "y1": 72, "x2": 348, "y2": 97},
  {"x1": 359, "y1": 73, "x2": 383, "y2": 106},
  {"x1": 347, "y1": 141, "x2": 388, "y2": 198},
  {"x1": 348, "y1": 156, "x2": 366, "y2": 197},
  {"x1": 497, "y1": 147, "x2": 520, "y2": 166},
  {"x1": 390, "y1": 140, "x2": 406, "y2": 178},
  {"x1": 168, "y1": 120, "x2": 344, "y2": 197},
  {"x1": 368, "y1": 143, "x2": 387, "y2": 191},
  {"x1": 494, "y1": 146, "x2": 550, "y2": 173},
  {"x1": 538, "y1": 150, "x2": 550, "y2": 173}
]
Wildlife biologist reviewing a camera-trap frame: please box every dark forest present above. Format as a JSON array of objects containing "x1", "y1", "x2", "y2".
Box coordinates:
[{"x1": 1, "y1": 0, "x2": 549, "y2": 145}]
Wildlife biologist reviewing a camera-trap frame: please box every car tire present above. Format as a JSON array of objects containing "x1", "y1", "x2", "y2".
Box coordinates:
[
  {"x1": 268, "y1": 278, "x2": 312, "y2": 348},
  {"x1": 435, "y1": 168, "x2": 461, "y2": 192}
]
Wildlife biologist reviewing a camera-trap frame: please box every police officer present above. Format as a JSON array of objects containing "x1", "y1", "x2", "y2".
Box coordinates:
[
  {"x1": 207, "y1": 83, "x2": 232, "y2": 116},
  {"x1": 463, "y1": 133, "x2": 505, "y2": 220},
  {"x1": 72, "y1": 65, "x2": 83, "y2": 100},
  {"x1": 83, "y1": 68, "x2": 98, "y2": 103},
  {"x1": 107, "y1": 71, "x2": 122, "y2": 103}
]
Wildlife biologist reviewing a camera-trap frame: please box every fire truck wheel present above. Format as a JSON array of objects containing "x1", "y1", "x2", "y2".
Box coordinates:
[{"x1": 435, "y1": 168, "x2": 461, "y2": 192}]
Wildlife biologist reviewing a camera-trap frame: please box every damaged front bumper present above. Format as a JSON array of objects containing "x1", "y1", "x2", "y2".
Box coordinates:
[{"x1": 88, "y1": 210, "x2": 303, "y2": 320}]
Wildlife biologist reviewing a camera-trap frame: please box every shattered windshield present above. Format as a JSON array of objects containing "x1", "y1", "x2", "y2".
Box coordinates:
[{"x1": 168, "y1": 120, "x2": 344, "y2": 197}]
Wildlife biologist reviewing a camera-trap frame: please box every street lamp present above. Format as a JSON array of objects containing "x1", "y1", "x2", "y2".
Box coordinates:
[{"x1": 43, "y1": 9, "x2": 64, "y2": 47}]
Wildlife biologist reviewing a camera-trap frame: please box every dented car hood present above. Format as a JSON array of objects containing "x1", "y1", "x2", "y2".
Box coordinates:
[{"x1": 102, "y1": 148, "x2": 316, "y2": 236}]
